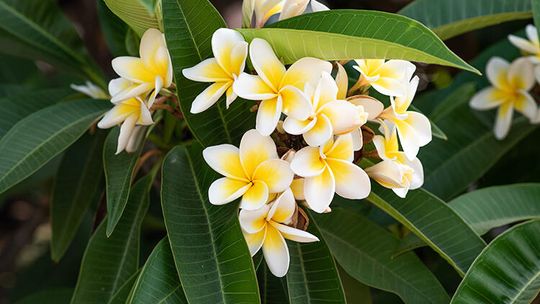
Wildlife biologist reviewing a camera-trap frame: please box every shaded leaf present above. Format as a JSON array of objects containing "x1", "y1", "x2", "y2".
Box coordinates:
[
  {"x1": 103, "y1": 0, "x2": 160, "y2": 36},
  {"x1": 258, "y1": 264, "x2": 289, "y2": 304},
  {"x1": 15, "y1": 288, "x2": 73, "y2": 304},
  {"x1": 97, "y1": 0, "x2": 129, "y2": 56},
  {"x1": 108, "y1": 271, "x2": 141, "y2": 304}
]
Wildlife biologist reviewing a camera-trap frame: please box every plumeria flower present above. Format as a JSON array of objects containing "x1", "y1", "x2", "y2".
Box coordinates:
[
  {"x1": 366, "y1": 125, "x2": 423, "y2": 198},
  {"x1": 240, "y1": 188, "x2": 318, "y2": 277},
  {"x1": 234, "y1": 38, "x2": 332, "y2": 135},
  {"x1": 353, "y1": 59, "x2": 416, "y2": 97},
  {"x1": 470, "y1": 57, "x2": 537, "y2": 140},
  {"x1": 70, "y1": 81, "x2": 108, "y2": 99},
  {"x1": 243, "y1": 0, "x2": 328, "y2": 28},
  {"x1": 290, "y1": 134, "x2": 371, "y2": 213},
  {"x1": 378, "y1": 76, "x2": 432, "y2": 160},
  {"x1": 279, "y1": 0, "x2": 329, "y2": 21},
  {"x1": 183, "y1": 29, "x2": 248, "y2": 113},
  {"x1": 203, "y1": 129, "x2": 294, "y2": 210},
  {"x1": 111, "y1": 28, "x2": 173, "y2": 107},
  {"x1": 283, "y1": 72, "x2": 368, "y2": 146},
  {"x1": 97, "y1": 97, "x2": 153, "y2": 154},
  {"x1": 508, "y1": 25, "x2": 540, "y2": 64}
]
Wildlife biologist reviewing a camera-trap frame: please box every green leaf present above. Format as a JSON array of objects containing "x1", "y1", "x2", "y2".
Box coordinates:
[
  {"x1": 103, "y1": 0, "x2": 160, "y2": 36},
  {"x1": 162, "y1": 0, "x2": 255, "y2": 147},
  {"x1": 400, "y1": 0, "x2": 532, "y2": 40},
  {"x1": 108, "y1": 271, "x2": 141, "y2": 304},
  {"x1": 51, "y1": 131, "x2": 106, "y2": 262},
  {"x1": 451, "y1": 220, "x2": 540, "y2": 304},
  {"x1": 449, "y1": 183, "x2": 540, "y2": 235},
  {"x1": 337, "y1": 265, "x2": 372, "y2": 304},
  {"x1": 0, "y1": 99, "x2": 110, "y2": 195},
  {"x1": 97, "y1": 0, "x2": 129, "y2": 56},
  {"x1": 0, "y1": 0, "x2": 104, "y2": 85},
  {"x1": 15, "y1": 288, "x2": 73, "y2": 304},
  {"x1": 314, "y1": 209, "x2": 450, "y2": 304},
  {"x1": 258, "y1": 264, "x2": 289, "y2": 304},
  {"x1": 286, "y1": 211, "x2": 346, "y2": 303},
  {"x1": 103, "y1": 128, "x2": 144, "y2": 236},
  {"x1": 367, "y1": 186, "x2": 486, "y2": 276},
  {"x1": 161, "y1": 144, "x2": 260, "y2": 304},
  {"x1": 128, "y1": 238, "x2": 187, "y2": 304},
  {"x1": 71, "y1": 173, "x2": 153, "y2": 304},
  {"x1": 0, "y1": 88, "x2": 74, "y2": 138},
  {"x1": 238, "y1": 10, "x2": 479, "y2": 74}
]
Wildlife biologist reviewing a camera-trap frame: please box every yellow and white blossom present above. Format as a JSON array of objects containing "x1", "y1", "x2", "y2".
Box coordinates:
[
  {"x1": 70, "y1": 81, "x2": 108, "y2": 99},
  {"x1": 203, "y1": 129, "x2": 294, "y2": 210},
  {"x1": 470, "y1": 57, "x2": 537, "y2": 140},
  {"x1": 183, "y1": 29, "x2": 248, "y2": 113},
  {"x1": 366, "y1": 125, "x2": 423, "y2": 198},
  {"x1": 378, "y1": 76, "x2": 431, "y2": 160},
  {"x1": 233, "y1": 38, "x2": 332, "y2": 135},
  {"x1": 353, "y1": 59, "x2": 416, "y2": 97},
  {"x1": 240, "y1": 188, "x2": 318, "y2": 277},
  {"x1": 282, "y1": 72, "x2": 368, "y2": 146},
  {"x1": 290, "y1": 134, "x2": 371, "y2": 213},
  {"x1": 111, "y1": 28, "x2": 173, "y2": 107},
  {"x1": 97, "y1": 97, "x2": 153, "y2": 154},
  {"x1": 508, "y1": 25, "x2": 540, "y2": 64},
  {"x1": 243, "y1": 0, "x2": 329, "y2": 28}
]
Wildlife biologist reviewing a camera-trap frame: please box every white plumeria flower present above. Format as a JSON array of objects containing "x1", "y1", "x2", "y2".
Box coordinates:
[
  {"x1": 508, "y1": 25, "x2": 540, "y2": 64},
  {"x1": 470, "y1": 57, "x2": 537, "y2": 140},
  {"x1": 334, "y1": 63, "x2": 384, "y2": 150},
  {"x1": 353, "y1": 59, "x2": 416, "y2": 97},
  {"x1": 378, "y1": 76, "x2": 432, "y2": 160},
  {"x1": 111, "y1": 28, "x2": 173, "y2": 107},
  {"x1": 290, "y1": 134, "x2": 371, "y2": 213},
  {"x1": 283, "y1": 72, "x2": 368, "y2": 147},
  {"x1": 240, "y1": 188, "x2": 319, "y2": 277},
  {"x1": 70, "y1": 81, "x2": 108, "y2": 99},
  {"x1": 97, "y1": 97, "x2": 153, "y2": 154},
  {"x1": 279, "y1": 0, "x2": 329, "y2": 20},
  {"x1": 244, "y1": 0, "x2": 328, "y2": 28},
  {"x1": 203, "y1": 129, "x2": 294, "y2": 210},
  {"x1": 183, "y1": 29, "x2": 248, "y2": 113},
  {"x1": 234, "y1": 38, "x2": 332, "y2": 136},
  {"x1": 366, "y1": 125, "x2": 423, "y2": 198}
]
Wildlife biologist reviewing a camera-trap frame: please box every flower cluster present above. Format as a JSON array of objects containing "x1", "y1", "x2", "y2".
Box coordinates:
[
  {"x1": 185, "y1": 28, "x2": 432, "y2": 276},
  {"x1": 97, "y1": 29, "x2": 174, "y2": 153},
  {"x1": 470, "y1": 24, "x2": 540, "y2": 139},
  {"x1": 243, "y1": 0, "x2": 329, "y2": 28}
]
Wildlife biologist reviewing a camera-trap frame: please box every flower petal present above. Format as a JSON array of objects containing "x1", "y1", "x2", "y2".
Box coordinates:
[
  {"x1": 256, "y1": 96, "x2": 283, "y2": 136},
  {"x1": 282, "y1": 116, "x2": 316, "y2": 135},
  {"x1": 203, "y1": 144, "x2": 247, "y2": 180},
  {"x1": 225, "y1": 85, "x2": 237, "y2": 108},
  {"x1": 262, "y1": 225, "x2": 290, "y2": 277},
  {"x1": 282, "y1": 57, "x2": 333, "y2": 90},
  {"x1": 350, "y1": 128, "x2": 363, "y2": 151},
  {"x1": 392, "y1": 75, "x2": 419, "y2": 114},
  {"x1": 313, "y1": 71, "x2": 339, "y2": 109},
  {"x1": 325, "y1": 134, "x2": 354, "y2": 162},
  {"x1": 407, "y1": 157, "x2": 424, "y2": 190},
  {"x1": 394, "y1": 112, "x2": 432, "y2": 160},
  {"x1": 508, "y1": 34, "x2": 539, "y2": 54},
  {"x1": 233, "y1": 73, "x2": 277, "y2": 101},
  {"x1": 486, "y1": 57, "x2": 510, "y2": 89},
  {"x1": 336, "y1": 63, "x2": 348, "y2": 100},
  {"x1": 311, "y1": 0, "x2": 329, "y2": 11},
  {"x1": 303, "y1": 114, "x2": 332, "y2": 147},
  {"x1": 209, "y1": 177, "x2": 251, "y2": 205},
  {"x1": 290, "y1": 146, "x2": 326, "y2": 177},
  {"x1": 116, "y1": 115, "x2": 137, "y2": 154},
  {"x1": 241, "y1": 181, "x2": 270, "y2": 210},
  {"x1": 112, "y1": 57, "x2": 155, "y2": 83},
  {"x1": 526, "y1": 24, "x2": 540, "y2": 45},
  {"x1": 469, "y1": 87, "x2": 504, "y2": 110},
  {"x1": 319, "y1": 100, "x2": 367, "y2": 135},
  {"x1": 125, "y1": 126, "x2": 146, "y2": 153},
  {"x1": 212, "y1": 28, "x2": 247, "y2": 76},
  {"x1": 253, "y1": 159, "x2": 294, "y2": 193},
  {"x1": 279, "y1": 85, "x2": 312, "y2": 120},
  {"x1": 279, "y1": 0, "x2": 309, "y2": 20},
  {"x1": 271, "y1": 222, "x2": 319, "y2": 243},
  {"x1": 348, "y1": 96, "x2": 384, "y2": 120},
  {"x1": 326, "y1": 158, "x2": 371, "y2": 200},
  {"x1": 291, "y1": 178, "x2": 305, "y2": 200},
  {"x1": 515, "y1": 91, "x2": 538, "y2": 121},
  {"x1": 250, "y1": 38, "x2": 286, "y2": 91},
  {"x1": 267, "y1": 188, "x2": 296, "y2": 223},
  {"x1": 494, "y1": 102, "x2": 514, "y2": 140},
  {"x1": 182, "y1": 58, "x2": 231, "y2": 83},
  {"x1": 139, "y1": 28, "x2": 167, "y2": 67},
  {"x1": 304, "y1": 167, "x2": 335, "y2": 213},
  {"x1": 190, "y1": 82, "x2": 231, "y2": 114},
  {"x1": 508, "y1": 57, "x2": 535, "y2": 91},
  {"x1": 365, "y1": 160, "x2": 406, "y2": 189},
  {"x1": 240, "y1": 129, "x2": 279, "y2": 178},
  {"x1": 239, "y1": 204, "x2": 270, "y2": 233},
  {"x1": 243, "y1": 228, "x2": 266, "y2": 256}
]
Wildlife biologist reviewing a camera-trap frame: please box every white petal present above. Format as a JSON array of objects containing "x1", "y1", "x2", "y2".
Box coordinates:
[
  {"x1": 494, "y1": 103, "x2": 514, "y2": 140},
  {"x1": 365, "y1": 160, "x2": 405, "y2": 189},
  {"x1": 290, "y1": 146, "x2": 326, "y2": 177},
  {"x1": 137, "y1": 99, "x2": 154, "y2": 125},
  {"x1": 116, "y1": 115, "x2": 138, "y2": 154},
  {"x1": 140, "y1": 28, "x2": 167, "y2": 67},
  {"x1": 243, "y1": 228, "x2": 266, "y2": 256},
  {"x1": 469, "y1": 87, "x2": 504, "y2": 110},
  {"x1": 508, "y1": 57, "x2": 535, "y2": 91},
  {"x1": 262, "y1": 225, "x2": 290, "y2": 277},
  {"x1": 319, "y1": 100, "x2": 367, "y2": 135},
  {"x1": 239, "y1": 204, "x2": 270, "y2": 233},
  {"x1": 226, "y1": 86, "x2": 237, "y2": 108},
  {"x1": 526, "y1": 24, "x2": 539, "y2": 45},
  {"x1": 233, "y1": 73, "x2": 277, "y2": 101},
  {"x1": 209, "y1": 177, "x2": 251, "y2": 205},
  {"x1": 395, "y1": 112, "x2": 432, "y2": 160},
  {"x1": 282, "y1": 57, "x2": 333, "y2": 90},
  {"x1": 406, "y1": 158, "x2": 424, "y2": 190},
  {"x1": 203, "y1": 144, "x2": 247, "y2": 180},
  {"x1": 271, "y1": 222, "x2": 319, "y2": 243},
  {"x1": 291, "y1": 178, "x2": 305, "y2": 200},
  {"x1": 335, "y1": 63, "x2": 348, "y2": 100},
  {"x1": 515, "y1": 91, "x2": 538, "y2": 121},
  {"x1": 110, "y1": 82, "x2": 152, "y2": 104},
  {"x1": 253, "y1": 159, "x2": 294, "y2": 193},
  {"x1": 351, "y1": 128, "x2": 363, "y2": 151},
  {"x1": 282, "y1": 116, "x2": 316, "y2": 135},
  {"x1": 310, "y1": 0, "x2": 329, "y2": 11},
  {"x1": 324, "y1": 133, "x2": 354, "y2": 162},
  {"x1": 212, "y1": 28, "x2": 247, "y2": 75},
  {"x1": 326, "y1": 158, "x2": 371, "y2": 200},
  {"x1": 267, "y1": 188, "x2": 296, "y2": 223},
  {"x1": 147, "y1": 76, "x2": 163, "y2": 108},
  {"x1": 190, "y1": 82, "x2": 231, "y2": 114},
  {"x1": 280, "y1": 0, "x2": 309, "y2": 20},
  {"x1": 98, "y1": 106, "x2": 131, "y2": 129},
  {"x1": 313, "y1": 71, "x2": 339, "y2": 109},
  {"x1": 304, "y1": 167, "x2": 335, "y2": 213},
  {"x1": 303, "y1": 114, "x2": 333, "y2": 147},
  {"x1": 182, "y1": 58, "x2": 231, "y2": 83},
  {"x1": 256, "y1": 97, "x2": 283, "y2": 136},
  {"x1": 125, "y1": 126, "x2": 146, "y2": 153},
  {"x1": 279, "y1": 85, "x2": 312, "y2": 120},
  {"x1": 112, "y1": 57, "x2": 154, "y2": 83},
  {"x1": 241, "y1": 181, "x2": 270, "y2": 210},
  {"x1": 348, "y1": 96, "x2": 384, "y2": 120},
  {"x1": 250, "y1": 38, "x2": 286, "y2": 90},
  {"x1": 486, "y1": 57, "x2": 510, "y2": 89},
  {"x1": 240, "y1": 129, "x2": 279, "y2": 178},
  {"x1": 508, "y1": 35, "x2": 539, "y2": 55}
]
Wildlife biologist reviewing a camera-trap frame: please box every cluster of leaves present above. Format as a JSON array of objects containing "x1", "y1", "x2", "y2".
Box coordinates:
[{"x1": 1, "y1": 0, "x2": 540, "y2": 303}]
